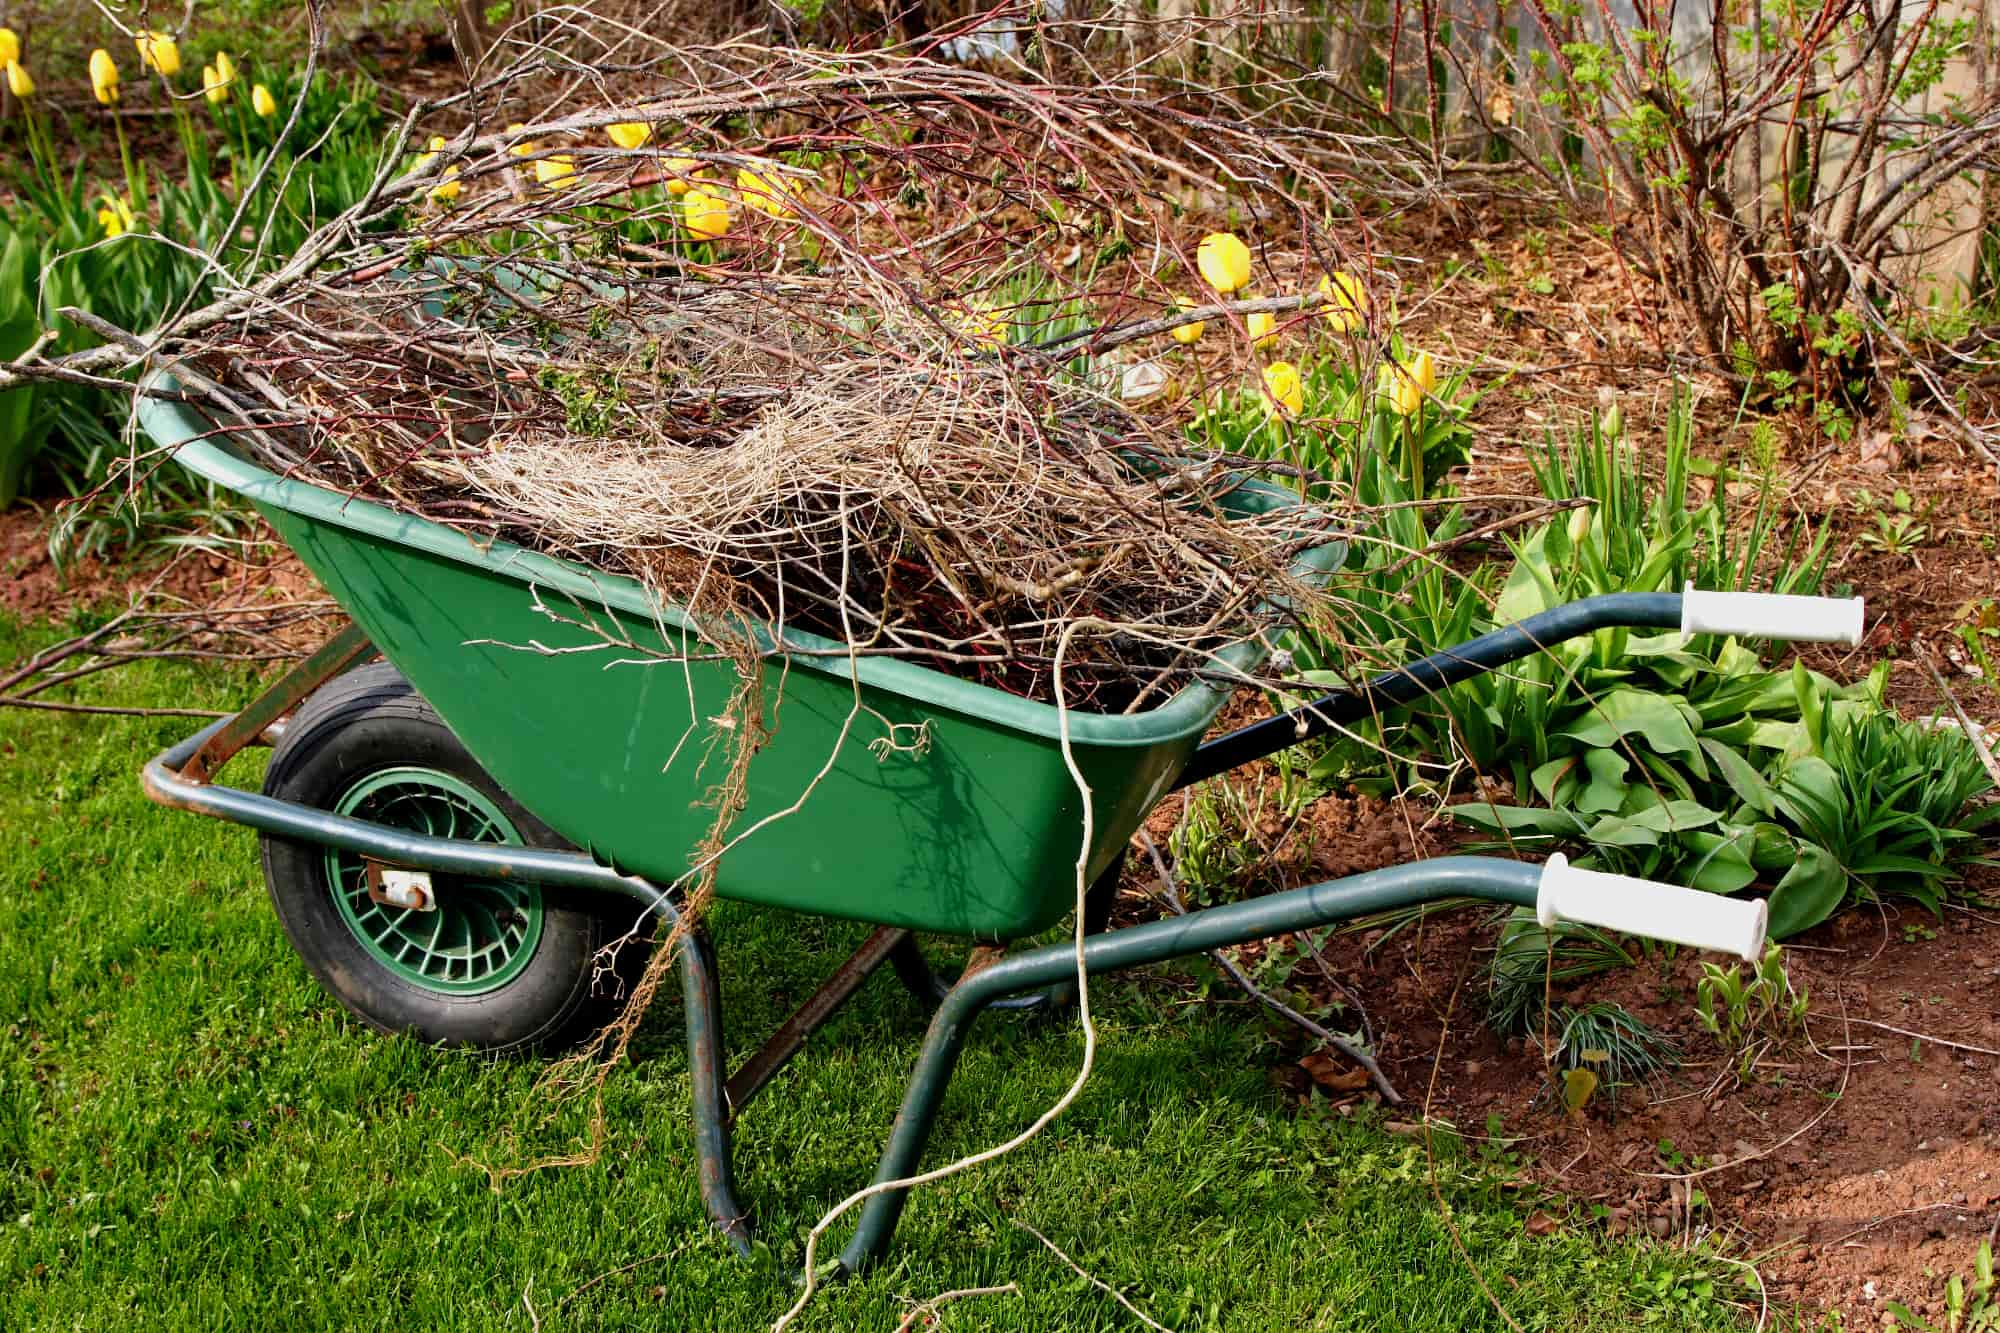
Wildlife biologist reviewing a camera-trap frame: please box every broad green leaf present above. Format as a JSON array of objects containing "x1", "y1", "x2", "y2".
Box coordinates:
[
  {"x1": 1578, "y1": 748, "x2": 1628, "y2": 813},
  {"x1": 1793, "y1": 660, "x2": 1827, "y2": 755},
  {"x1": 1612, "y1": 799, "x2": 1721, "y2": 833},
  {"x1": 1494, "y1": 529, "x2": 1560, "y2": 623},
  {"x1": 1582, "y1": 813, "x2": 1664, "y2": 848},
  {"x1": 1530, "y1": 755, "x2": 1580, "y2": 807},
  {"x1": 1448, "y1": 803, "x2": 1581, "y2": 837},
  {"x1": 1562, "y1": 688, "x2": 1703, "y2": 757},
  {"x1": 1766, "y1": 842, "x2": 1846, "y2": 938},
  {"x1": 1680, "y1": 829, "x2": 1759, "y2": 893},
  {"x1": 1699, "y1": 737, "x2": 1777, "y2": 816}
]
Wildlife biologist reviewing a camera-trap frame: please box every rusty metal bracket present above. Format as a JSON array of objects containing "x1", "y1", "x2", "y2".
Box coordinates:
[
  {"x1": 724, "y1": 926, "x2": 911, "y2": 1116},
  {"x1": 178, "y1": 621, "x2": 373, "y2": 785}
]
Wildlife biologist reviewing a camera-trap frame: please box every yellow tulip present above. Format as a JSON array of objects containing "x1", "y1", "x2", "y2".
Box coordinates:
[
  {"x1": 1196, "y1": 231, "x2": 1252, "y2": 294},
  {"x1": 414, "y1": 133, "x2": 448, "y2": 171},
  {"x1": 606, "y1": 121, "x2": 651, "y2": 150},
  {"x1": 1169, "y1": 294, "x2": 1203, "y2": 346},
  {"x1": 735, "y1": 165, "x2": 796, "y2": 220},
  {"x1": 5, "y1": 60, "x2": 32, "y2": 99},
  {"x1": 1382, "y1": 351, "x2": 1438, "y2": 416},
  {"x1": 660, "y1": 153, "x2": 702, "y2": 196},
  {"x1": 215, "y1": 51, "x2": 236, "y2": 87},
  {"x1": 202, "y1": 64, "x2": 227, "y2": 103},
  {"x1": 1262, "y1": 361, "x2": 1304, "y2": 416},
  {"x1": 97, "y1": 194, "x2": 136, "y2": 239},
  {"x1": 135, "y1": 30, "x2": 180, "y2": 78},
  {"x1": 0, "y1": 29, "x2": 18, "y2": 68},
  {"x1": 89, "y1": 48, "x2": 119, "y2": 104},
  {"x1": 251, "y1": 82, "x2": 277, "y2": 117},
  {"x1": 949, "y1": 301, "x2": 1008, "y2": 349},
  {"x1": 534, "y1": 153, "x2": 577, "y2": 190},
  {"x1": 1408, "y1": 350, "x2": 1438, "y2": 394},
  {"x1": 1246, "y1": 309, "x2": 1279, "y2": 350},
  {"x1": 682, "y1": 187, "x2": 730, "y2": 241},
  {"x1": 506, "y1": 123, "x2": 535, "y2": 158},
  {"x1": 1318, "y1": 271, "x2": 1368, "y2": 334},
  {"x1": 430, "y1": 166, "x2": 462, "y2": 204}
]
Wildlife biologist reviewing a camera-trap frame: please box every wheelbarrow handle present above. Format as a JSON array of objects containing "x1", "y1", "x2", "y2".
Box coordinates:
[
  {"x1": 1538, "y1": 853, "x2": 1767, "y2": 962},
  {"x1": 1177, "y1": 587, "x2": 1867, "y2": 788},
  {"x1": 1677, "y1": 582, "x2": 1864, "y2": 646}
]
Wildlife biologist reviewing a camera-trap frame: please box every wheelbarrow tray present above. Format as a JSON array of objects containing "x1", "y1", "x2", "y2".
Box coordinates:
[{"x1": 138, "y1": 388, "x2": 1342, "y2": 940}]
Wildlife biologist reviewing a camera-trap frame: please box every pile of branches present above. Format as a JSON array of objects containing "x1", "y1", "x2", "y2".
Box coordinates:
[
  {"x1": 121, "y1": 8, "x2": 1426, "y2": 710},
  {"x1": 188, "y1": 262, "x2": 1327, "y2": 711}
]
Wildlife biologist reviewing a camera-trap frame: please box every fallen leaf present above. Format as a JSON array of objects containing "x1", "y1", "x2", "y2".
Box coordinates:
[
  {"x1": 1299, "y1": 1052, "x2": 1370, "y2": 1091},
  {"x1": 1562, "y1": 1066, "x2": 1599, "y2": 1114}
]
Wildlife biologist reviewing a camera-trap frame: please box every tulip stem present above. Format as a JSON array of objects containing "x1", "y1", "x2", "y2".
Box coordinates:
[
  {"x1": 22, "y1": 106, "x2": 62, "y2": 208},
  {"x1": 112, "y1": 115, "x2": 145, "y2": 213},
  {"x1": 1405, "y1": 410, "x2": 1425, "y2": 502}
]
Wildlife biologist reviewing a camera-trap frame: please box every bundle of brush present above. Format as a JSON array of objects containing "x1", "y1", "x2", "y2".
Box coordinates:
[
  {"x1": 166, "y1": 16, "x2": 1395, "y2": 712},
  {"x1": 188, "y1": 259, "x2": 1326, "y2": 712}
]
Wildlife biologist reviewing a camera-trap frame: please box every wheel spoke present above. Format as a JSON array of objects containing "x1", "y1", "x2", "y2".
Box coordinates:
[{"x1": 325, "y1": 768, "x2": 544, "y2": 996}]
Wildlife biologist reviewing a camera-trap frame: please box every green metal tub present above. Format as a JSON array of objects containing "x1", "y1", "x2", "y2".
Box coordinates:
[{"x1": 137, "y1": 386, "x2": 1342, "y2": 941}]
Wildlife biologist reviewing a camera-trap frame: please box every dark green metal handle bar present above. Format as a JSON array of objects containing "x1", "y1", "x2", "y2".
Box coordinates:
[
  {"x1": 1174, "y1": 591, "x2": 1684, "y2": 789},
  {"x1": 146, "y1": 719, "x2": 680, "y2": 902},
  {"x1": 834, "y1": 856, "x2": 1542, "y2": 1274}
]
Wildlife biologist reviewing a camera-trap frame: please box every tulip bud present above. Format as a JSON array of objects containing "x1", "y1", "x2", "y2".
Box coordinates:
[
  {"x1": 5, "y1": 60, "x2": 32, "y2": 99},
  {"x1": 0, "y1": 29, "x2": 18, "y2": 68},
  {"x1": 251, "y1": 83, "x2": 277, "y2": 117},
  {"x1": 606, "y1": 121, "x2": 651, "y2": 150},
  {"x1": 135, "y1": 31, "x2": 180, "y2": 78},
  {"x1": 1262, "y1": 361, "x2": 1304, "y2": 416},
  {"x1": 1196, "y1": 232, "x2": 1252, "y2": 294},
  {"x1": 735, "y1": 165, "x2": 796, "y2": 220},
  {"x1": 1318, "y1": 271, "x2": 1368, "y2": 334},
  {"x1": 89, "y1": 48, "x2": 119, "y2": 105},
  {"x1": 534, "y1": 153, "x2": 576, "y2": 190},
  {"x1": 1246, "y1": 309, "x2": 1279, "y2": 350},
  {"x1": 682, "y1": 188, "x2": 730, "y2": 241},
  {"x1": 660, "y1": 152, "x2": 701, "y2": 195}
]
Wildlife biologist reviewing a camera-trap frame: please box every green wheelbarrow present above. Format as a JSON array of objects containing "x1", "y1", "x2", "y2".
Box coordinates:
[{"x1": 134, "y1": 380, "x2": 1865, "y2": 1274}]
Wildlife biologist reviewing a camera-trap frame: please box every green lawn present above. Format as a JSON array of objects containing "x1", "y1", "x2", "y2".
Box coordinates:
[{"x1": 0, "y1": 611, "x2": 1747, "y2": 1330}]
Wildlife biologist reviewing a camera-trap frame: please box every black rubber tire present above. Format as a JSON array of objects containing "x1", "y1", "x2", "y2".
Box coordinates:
[{"x1": 258, "y1": 661, "x2": 653, "y2": 1052}]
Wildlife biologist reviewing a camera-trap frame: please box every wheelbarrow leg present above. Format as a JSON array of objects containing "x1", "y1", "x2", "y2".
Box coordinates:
[{"x1": 679, "y1": 925, "x2": 754, "y2": 1257}]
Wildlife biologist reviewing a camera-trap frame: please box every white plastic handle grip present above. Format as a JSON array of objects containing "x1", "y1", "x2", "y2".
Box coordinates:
[
  {"x1": 1537, "y1": 854, "x2": 1767, "y2": 962},
  {"x1": 1681, "y1": 582, "x2": 1865, "y2": 647}
]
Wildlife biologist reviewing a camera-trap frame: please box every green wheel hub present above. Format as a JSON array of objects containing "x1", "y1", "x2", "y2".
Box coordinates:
[{"x1": 325, "y1": 767, "x2": 545, "y2": 995}]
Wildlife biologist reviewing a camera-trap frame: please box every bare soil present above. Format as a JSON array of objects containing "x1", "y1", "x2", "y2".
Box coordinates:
[{"x1": 0, "y1": 506, "x2": 316, "y2": 624}]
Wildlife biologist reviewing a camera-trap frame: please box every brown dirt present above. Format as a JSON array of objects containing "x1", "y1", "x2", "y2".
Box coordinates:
[
  {"x1": 1134, "y1": 748, "x2": 2000, "y2": 1322},
  {"x1": 0, "y1": 506, "x2": 317, "y2": 624}
]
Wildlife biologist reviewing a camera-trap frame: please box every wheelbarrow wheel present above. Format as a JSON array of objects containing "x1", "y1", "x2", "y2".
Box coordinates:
[{"x1": 257, "y1": 661, "x2": 653, "y2": 1052}]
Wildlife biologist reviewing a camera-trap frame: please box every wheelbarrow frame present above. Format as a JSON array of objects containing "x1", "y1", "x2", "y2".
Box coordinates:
[{"x1": 140, "y1": 586, "x2": 1841, "y2": 1273}]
